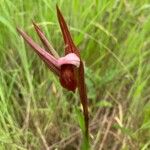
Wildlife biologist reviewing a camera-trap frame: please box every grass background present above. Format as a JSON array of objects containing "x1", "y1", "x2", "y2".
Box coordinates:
[{"x1": 0, "y1": 0, "x2": 150, "y2": 149}]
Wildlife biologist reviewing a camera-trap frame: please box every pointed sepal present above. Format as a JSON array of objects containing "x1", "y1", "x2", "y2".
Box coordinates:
[
  {"x1": 32, "y1": 21, "x2": 60, "y2": 58},
  {"x1": 56, "y1": 6, "x2": 79, "y2": 56},
  {"x1": 17, "y1": 28, "x2": 60, "y2": 76}
]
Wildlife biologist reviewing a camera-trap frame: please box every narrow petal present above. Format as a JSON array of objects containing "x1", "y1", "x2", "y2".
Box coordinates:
[
  {"x1": 77, "y1": 61, "x2": 89, "y2": 138},
  {"x1": 32, "y1": 21, "x2": 60, "y2": 58},
  {"x1": 56, "y1": 5, "x2": 79, "y2": 56},
  {"x1": 17, "y1": 28, "x2": 60, "y2": 76}
]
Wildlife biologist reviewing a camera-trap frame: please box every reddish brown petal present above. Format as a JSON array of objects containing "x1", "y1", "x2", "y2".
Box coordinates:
[
  {"x1": 56, "y1": 6, "x2": 79, "y2": 56},
  {"x1": 17, "y1": 28, "x2": 60, "y2": 76},
  {"x1": 32, "y1": 21, "x2": 59, "y2": 58},
  {"x1": 77, "y1": 61, "x2": 89, "y2": 137}
]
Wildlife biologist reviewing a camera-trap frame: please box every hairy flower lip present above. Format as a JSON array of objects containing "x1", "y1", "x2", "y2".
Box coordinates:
[{"x1": 58, "y1": 53, "x2": 80, "y2": 68}]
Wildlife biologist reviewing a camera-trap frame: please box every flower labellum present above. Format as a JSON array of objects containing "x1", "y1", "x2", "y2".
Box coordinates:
[{"x1": 17, "y1": 5, "x2": 89, "y2": 138}]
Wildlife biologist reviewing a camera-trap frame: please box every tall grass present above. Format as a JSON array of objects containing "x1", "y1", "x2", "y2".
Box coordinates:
[{"x1": 0, "y1": 0, "x2": 150, "y2": 149}]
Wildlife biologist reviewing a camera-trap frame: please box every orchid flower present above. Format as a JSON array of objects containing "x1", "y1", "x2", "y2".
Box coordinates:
[{"x1": 17, "y1": 6, "x2": 89, "y2": 138}]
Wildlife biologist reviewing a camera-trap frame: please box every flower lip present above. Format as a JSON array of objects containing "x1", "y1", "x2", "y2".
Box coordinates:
[
  {"x1": 59, "y1": 64, "x2": 77, "y2": 92},
  {"x1": 58, "y1": 53, "x2": 80, "y2": 68}
]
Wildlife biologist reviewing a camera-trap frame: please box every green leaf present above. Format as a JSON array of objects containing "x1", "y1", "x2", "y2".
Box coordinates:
[
  {"x1": 75, "y1": 107, "x2": 85, "y2": 132},
  {"x1": 96, "y1": 100, "x2": 112, "y2": 108}
]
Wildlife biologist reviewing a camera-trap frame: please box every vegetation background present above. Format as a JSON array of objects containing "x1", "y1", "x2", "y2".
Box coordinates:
[{"x1": 0, "y1": 0, "x2": 150, "y2": 149}]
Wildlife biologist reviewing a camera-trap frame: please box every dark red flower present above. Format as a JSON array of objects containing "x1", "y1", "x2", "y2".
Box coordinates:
[{"x1": 17, "y1": 6, "x2": 89, "y2": 137}]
